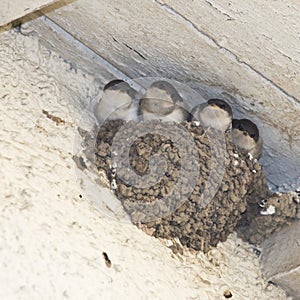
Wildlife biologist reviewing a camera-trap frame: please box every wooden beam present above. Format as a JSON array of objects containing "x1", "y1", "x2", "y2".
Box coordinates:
[{"x1": 0, "y1": 0, "x2": 61, "y2": 27}]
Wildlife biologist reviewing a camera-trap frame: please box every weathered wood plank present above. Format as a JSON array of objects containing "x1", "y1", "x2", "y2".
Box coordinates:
[
  {"x1": 24, "y1": 16, "x2": 130, "y2": 89},
  {"x1": 0, "y1": 0, "x2": 60, "y2": 27},
  {"x1": 160, "y1": 0, "x2": 300, "y2": 100}
]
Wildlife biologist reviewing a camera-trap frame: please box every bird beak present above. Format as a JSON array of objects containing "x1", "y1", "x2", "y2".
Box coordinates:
[{"x1": 210, "y1": 104, "x2": 219, "y2": 109}]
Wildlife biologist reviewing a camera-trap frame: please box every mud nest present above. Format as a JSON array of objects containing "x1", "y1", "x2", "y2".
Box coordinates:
[
  {"x1": 95, "y1": 119, "x2": 280, "y2": 252},
  {"x1": 237, "y1": 191, "x2": 300, "y2": 245}
]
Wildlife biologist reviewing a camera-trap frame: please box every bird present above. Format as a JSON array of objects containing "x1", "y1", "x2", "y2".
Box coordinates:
[
  {"x1": 94, "y1": 79, "x2": 139, "y2": 124},
  {"x1": 139, "y1": 80, "x2": 189, "y2": 122},
  {"x1": 231, "y1": 118, "x2": 263, "y2": 159},
  {"x1": 190, "y1": 99, "x2": 233, "y2": 132}
]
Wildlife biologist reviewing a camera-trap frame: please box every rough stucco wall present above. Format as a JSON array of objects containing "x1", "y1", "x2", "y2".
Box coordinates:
[
  {"x1": 45, "y1": 0, "x2": 300, "y2": 191},
  {"x1": 0, "y1": 22, "x2": 292, "y2": 300}
]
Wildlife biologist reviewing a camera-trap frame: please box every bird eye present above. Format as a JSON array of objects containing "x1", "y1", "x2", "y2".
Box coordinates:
[
  {"x1": 220, "y1": 104, "x2": 225, "y2": 109},
  {"x1": 238, "y1": 125, "x2": 243, "y2": 131},
  {"x1": 250, "y1": 134, "x2": 255, "y2": 138}
]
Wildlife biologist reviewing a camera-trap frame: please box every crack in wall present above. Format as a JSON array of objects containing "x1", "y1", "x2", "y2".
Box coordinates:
[
  {"x1": 122, "y1": 42, "x2": 146, "y2": 60},
  {"x1": 110, "y1": 34, "x2": 146, "y2": 60},
  {"x1": 154, "y1": 0, "x2": 300, "y2": 106}
]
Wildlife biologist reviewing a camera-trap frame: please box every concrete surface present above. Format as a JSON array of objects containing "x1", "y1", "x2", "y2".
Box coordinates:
[{"x1": 261, "y1": 221, "x2": 300, "y2": 299}]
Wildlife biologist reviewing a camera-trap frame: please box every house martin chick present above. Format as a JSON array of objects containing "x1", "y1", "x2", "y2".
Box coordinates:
[
  {"x1": 232, "y1": 118, "x2": 263, "y2": 159},
  {"x1": 139, "y1": 80, "x2": 189, "y2": 122},
  {"x1": 94, "y1": 79, "x2": 139, "y2": 124},
  {"x1": 191, "y1": 99, "x2": 232, "y2": 132}
]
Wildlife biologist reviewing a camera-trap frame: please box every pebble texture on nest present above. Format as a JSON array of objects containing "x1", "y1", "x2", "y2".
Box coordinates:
[
  {"x1": 94, "y1": 120, "x2": 300, "y2": 252},
  {"x1": 237, "y1": 191, "x2": 300, "y2": 245}
]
